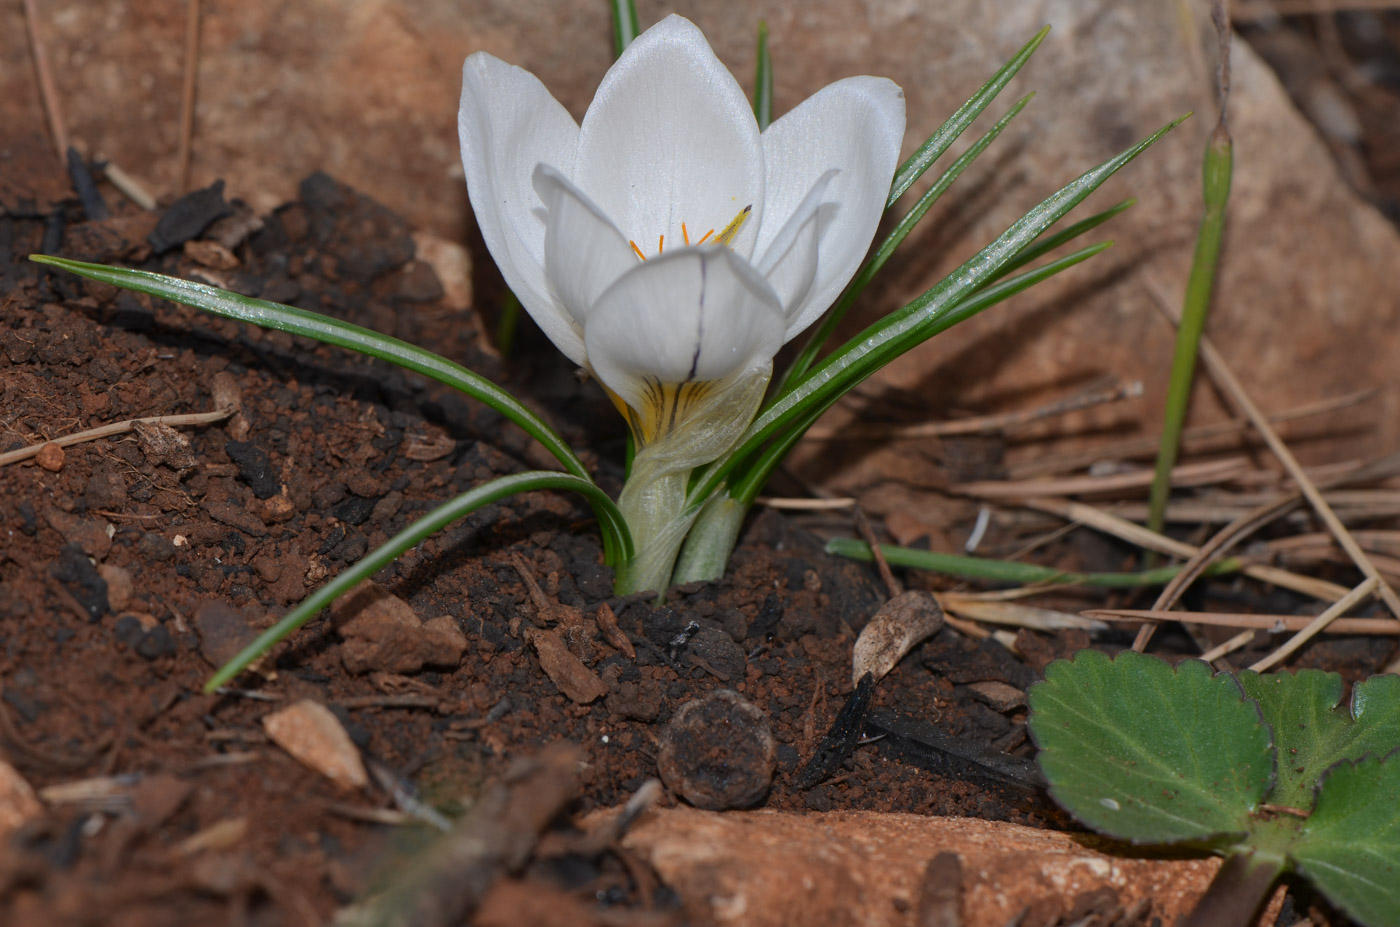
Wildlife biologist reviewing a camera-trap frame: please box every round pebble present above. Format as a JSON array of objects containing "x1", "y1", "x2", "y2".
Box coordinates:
[{"x1": 657, "y1": 689, "x2": 776, "y2": 811}]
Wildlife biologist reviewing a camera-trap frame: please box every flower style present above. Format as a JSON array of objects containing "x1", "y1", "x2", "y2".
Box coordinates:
[{"x1": 459, "y1": 14, "x2": 905, "y2": 592}]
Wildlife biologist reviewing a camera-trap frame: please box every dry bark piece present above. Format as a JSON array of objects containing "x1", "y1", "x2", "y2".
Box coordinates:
[
  {"x1": 526, "y1": 627, "x2": 607, "y2": 704},
  {"x1": 657, "y1": 689, "x2": 776, "y2": 810},
  {"x1": 331, "y1": 581, "x2": 467, "y2": 675},
  {"x1": 851, "y1": 590, "x2": 945, "y2": 687},
  {"x1": 967, "y1": 680, "x2": 1026, "y2": 713},
  {"x1": 594, "y1": 602, "x2": 635, "y2": 659},
  {"x1": 262, "y1": 699, "x2": 368, "y2": 790},
  {"x1": 0, "y1": 759, "x2": 41, "y2": 840}
]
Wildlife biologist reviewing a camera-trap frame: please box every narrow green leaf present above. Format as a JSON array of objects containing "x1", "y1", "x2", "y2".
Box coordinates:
[
  {"x1": 1027, "y1": 650, "x2": 1274, "y2": 844},
  {"x1": 203, "y1": 471, "x2": 632, "y2": 692},
  {"x1": 781, "y1": 94, "x2": 1034, "y2": 391},
  {"x1": 1239, "y1": 671, "x2": 1400, "y2": 812},
  {"x1": 887, "y1": 25, "x2": 1049, "y2": 206},
  {"x1": 826, "y1": 538, "x2": 1242, "y2": 588},
  {"x1": 701, "y1": 239, "x2": 1116, "y2": 508},
  {"x1": 611, "y1": 0, "x2": 640, "y2": 58},
  {"x1": 753, "y1": 21, "x2": 772, "y2": 131},
  {"x1": 29, "y1": 255, "x2": 592, "y2": 482},
  {"x1": 1292, "y1": 753, "x2": 1400, "y2": 927},
  {"x1": 1147, "y1": 125, "x2": 1232, "y2": 538},
  {"x1": 690, "y1": 116, "x2": 1183, "y2": 508},
  {"x1": 987, "y1": 199, "x2": 1135, "y2": 286}
]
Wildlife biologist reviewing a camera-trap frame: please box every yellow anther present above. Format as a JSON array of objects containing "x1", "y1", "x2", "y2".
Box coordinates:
[
  {"x1": 627, "y1": 205, "x2": 750, "y2": 261},
  {"x1": 714, "y1": 204, "x2": 753, "y2": 246}
]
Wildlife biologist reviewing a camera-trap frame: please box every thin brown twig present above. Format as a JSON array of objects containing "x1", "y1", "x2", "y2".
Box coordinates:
[
  {"x1": 1025, "y1": 497, "x2": 1351, "y2": 602},
  {"x1": 22, "y1": 0, "x2": 69, "y2": 161},
  {"x1": 1249, "y1": 577, "x2": 1379, "y2": 672},
  {"x1": 0, "y1": 409, "x2": 234, "y2": 467},
  {"x1": 957, "y1": 457, "x2": 1250, "y2": 499},
  {"x1": 1006, "y1": 388, "x2": 1377, "y2": 480},
  {"x1": 854, "y1": 505, "x2": 901, "y2": 598},
  {"x1": 803, "y1": 377, "x2": 1141, "y2": 441},
  {"x1": 1199, "y1": 629, "x2": 1256, "y2": 663},
  {"x1": 755, "y1": 496, "x2": 857, "y2": 510},
  {"x1": 1147, "y1": 281, "x2": 1400, "y2": 623},
  {"x1": 1132, "y1": 492, "x2": 1303, "y2": 651},
  {"x1": 177, "y1": 0, "x2": 201, "y2": 193},
  {"x1": 1093, "y1": 607, "x2": 1400, "y2": 636}
]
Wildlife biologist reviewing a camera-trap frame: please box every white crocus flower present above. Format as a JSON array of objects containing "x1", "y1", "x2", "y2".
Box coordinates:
[{"x1": 459, "y1": 14, "x2": 905, "y2": 593}]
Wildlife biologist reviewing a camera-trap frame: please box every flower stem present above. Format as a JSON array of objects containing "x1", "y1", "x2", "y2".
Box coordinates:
[
  {"x1": 613, "y1": 470, "x2": 695, "y2": 596},
  {"x1": 1181, "y1": 851, "x2": 1284, "y2": 927},
  {"x1": 673, "y1": 492, "x2": 749, "y2": 585}
]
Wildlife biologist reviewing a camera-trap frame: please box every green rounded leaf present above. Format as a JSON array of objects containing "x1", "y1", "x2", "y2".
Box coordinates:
[
  {"x1": 1291, "y1": 752, "x2": 1400, "y2": 927},
  {"x1": 1028, "y1": 650, "x2": 1274, "y2": 845},
  {"x1": 1239, "y1": 670, "x2": 1400, "y2": 812}
]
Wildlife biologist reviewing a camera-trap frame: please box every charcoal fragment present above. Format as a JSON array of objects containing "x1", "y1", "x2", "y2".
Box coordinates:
[{"x1": 148, "y1": 180, "x2": 233, "y2": 253}]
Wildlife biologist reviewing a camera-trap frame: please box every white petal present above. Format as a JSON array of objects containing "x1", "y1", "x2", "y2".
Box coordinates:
[
  {"x1": 757, "y1": 170, "x2": 837, "y2": 337},
  {"x1": 533, "y1": 165, "x2": 639, "y2": 328},
  {"x1": 574, "y1": 15, "x2": 764, "y2": 261},
  {"x1": 459, "y1": 53, "x2": 585, "y2": 363},
  {"x1": 585, "y1": 248, "x2": 784, "y2": 420},
  {"x1": 756, "y1": 76, "x2": 905, "y2": 337}
]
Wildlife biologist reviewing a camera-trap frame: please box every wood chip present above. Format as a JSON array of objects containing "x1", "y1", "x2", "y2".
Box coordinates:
[
  {"x1": 526, "y1": 627, "x2": 608, "y2": 703},
  {"x1": 967, "y1": 681, "x2": 1026, "y2": 713},
  {"x1": 595, "y1": 602, "x2": 635, "y2": 660},
  {"x1": 0, "y1": 759, "x2": 41, "y2": 839},
  {"x1": 262, "y1": 699, "x2": 368, "y2": 790},
  {"x1": 851, "y1": 591, "x2": 945, "y2": 687}
]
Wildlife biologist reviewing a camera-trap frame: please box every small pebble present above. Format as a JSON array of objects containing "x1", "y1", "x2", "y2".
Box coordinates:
[
  {"x1": 35, "y1": 442, "x2": 65, "y2": 472},
  {"x1": 194, "y1": 599, "x2": 259, "y2": 670},
  {"x1": 657, "y1": 689, "x2": 776, "y2": 810},
  {"x1": 262, "y1": 699, "x2": 368, "y2": 790}
]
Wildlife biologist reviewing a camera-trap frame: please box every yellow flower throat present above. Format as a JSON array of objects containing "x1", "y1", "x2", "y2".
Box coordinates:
[{"x1": 610, "y1": 204, "x2": 753, "y2": 444}]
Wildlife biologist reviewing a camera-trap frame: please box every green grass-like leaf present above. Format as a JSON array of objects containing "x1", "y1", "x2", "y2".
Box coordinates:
[
  {"x1": 780, "y1": 93, "x2": 1035, "y2": 391},
  {"x1": 825, "y1": 538, "x2": 1243, "y2": 588},
  {"x1": 1027, "y1": 650, "x2": 1274, "y2": 845},
  {"x1": 204, "y1": 471, "x2": 631, "y2": 692},
  {"x1": 753, "y1": 20, "x2": 772, "y2": 131},
  {"x1": 611, "y1": 0, "x2": 640, "y2": 58},
  {"x1": 888, "y1": 25, "x2": 1049, "y2": 206},
  {"x1": 689, "y1": 115, "x2": 1185, "y2": 510},
  {"x1": 1291, "y1": 752, "x2": 1400, "y2": 927},
  {"x1": 1147, "y1": 127, "x2": 1233, "y2": 538},
  {"x1": 1239, "y1": 671, "x2": 1400, "y2": 812},
  {"x1": 29, "y1": 255, "x2": 592, "y2": 482}
]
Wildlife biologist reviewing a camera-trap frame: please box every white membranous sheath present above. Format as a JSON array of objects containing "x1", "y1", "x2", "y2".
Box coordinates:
[{"x1": 458, "y1": 14, "x2": 905, "y2": 593}]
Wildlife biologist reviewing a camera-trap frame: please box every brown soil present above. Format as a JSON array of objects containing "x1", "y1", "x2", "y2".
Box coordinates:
[{"x1": 2, "y1": 50, "x2": 1395, "y2": 927}]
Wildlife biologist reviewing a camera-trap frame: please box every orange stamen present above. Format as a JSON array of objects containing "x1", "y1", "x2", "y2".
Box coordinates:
[
  {"x1": 696, "y1": 229, "x2": 714, "y2": 245},
  {"x1": 658, "y1": 234, "x2": 664, "y2": 253},
  {"x1": 629, "y1": 240, "x2": 646, "y2": 261},
  {"x1": 681, "y1": 222, "x2": 690, "y2": 245}
]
